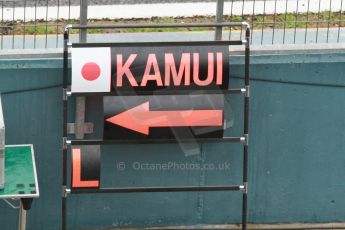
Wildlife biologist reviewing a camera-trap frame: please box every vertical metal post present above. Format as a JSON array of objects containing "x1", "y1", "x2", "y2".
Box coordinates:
[
  {"x1": 242, "y1": 27, "x2": 250, "y2": 230},
  {"x1": 215, "y1": 0, "x2": 224, "y2": 40},
  {"x1": 17, "y1": 201, "x2": 26, "y2": 230},
  {"x1": 75, "y1": 0, "x2": 88, "y2": 139},
  {"x1": 62, "y1": 29, "x2": 69, "y2": 230},
  {"x1": 79, "y1": 0, "x2": 88, "y2": 43},
  {"x1": 64, "y1": 1, "x2": 88, "y2": 227}
]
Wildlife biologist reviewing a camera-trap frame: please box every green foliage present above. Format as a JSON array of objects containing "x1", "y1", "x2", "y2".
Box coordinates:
[{"x1": 25, "y1": 25, "x2": 56, "y2": 35}]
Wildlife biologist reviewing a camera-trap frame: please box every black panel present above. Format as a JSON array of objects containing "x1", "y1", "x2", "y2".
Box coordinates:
[
  {"x1": 77, "y1": 146, "x2": 101, "y2": 182},
  {"x1": 110, "y1": 44, "x2": 229, "y2": 94}
]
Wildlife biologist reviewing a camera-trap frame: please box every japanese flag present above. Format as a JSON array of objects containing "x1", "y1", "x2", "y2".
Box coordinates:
[{"x1": 71, "y1": 47, "x2": 111, "y2": 93}]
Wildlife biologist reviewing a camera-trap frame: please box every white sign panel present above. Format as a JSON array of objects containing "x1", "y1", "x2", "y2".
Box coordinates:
[{"x1": 71, "y1": 47, "x2": 111, "y2": 93}]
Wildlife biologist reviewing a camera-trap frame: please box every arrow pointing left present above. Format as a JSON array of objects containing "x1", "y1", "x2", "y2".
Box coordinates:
[{"x1": 105, "y1": 101, "x2": 224, "y2": 135}]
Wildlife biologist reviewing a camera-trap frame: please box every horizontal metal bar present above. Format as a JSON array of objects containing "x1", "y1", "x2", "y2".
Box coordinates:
[
  {"x1": 69, "y1": 137, "x2": 245, "y2": 145},
  {"x1": 66, "y1": 22, "x2": 250, "y2": 31},
  {"x1": 71, "y1": 185, "x2": 243, "y2": 194},
  {"x1": 252, "y1": 19, "x2": 345, "y2": 25},
  {"x1": 71, "y1": 40, "x2": 243, "y2": 48},
  {"x1": 68, "y1": 88, "x2": 246, "y2": 97},
  {"x1": 67, "y1": 122, "x2": 93, "y2": 135}
]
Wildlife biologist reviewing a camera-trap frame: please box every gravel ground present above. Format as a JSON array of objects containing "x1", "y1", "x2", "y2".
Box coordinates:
[{"x1": 4, "y1": 0, "x2": 235, "y2": 7}]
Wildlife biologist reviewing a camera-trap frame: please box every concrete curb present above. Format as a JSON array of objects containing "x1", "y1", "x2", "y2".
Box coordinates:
[
  {"x1": 1, "y1": 44, "x2": 345, "y2": 59},
  {"x1": 89, "y1": 222, "x2": 345, "y2": 230}
]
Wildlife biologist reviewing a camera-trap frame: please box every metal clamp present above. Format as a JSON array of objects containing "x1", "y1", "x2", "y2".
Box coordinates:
[
  {"x1": 244, "y1": 86, "x2": 250, "y2": 98},
  {"x1": 240, "y1": 86, "x2": 250, "y2": 98},
  {"x1": 62, "y1": 186, "x2": 71, "y2": 198},
  {"x1": 243, "y1": 134, "x2": 249, "y2": 146},
  {"x1": 62, "y1": 137, "x2": 71, "y2": 150},
  {"x1": 245, "y1": 39, "x2": 250, "y2": 48},
  {"x1": 62, "y1": 137, "x2": 67, "y2": 150},
  {"x1": 64, "y1": 24, "x2": 73, "y2": 33},
  {"x1": 239, "y1": 185, "x2": 245, "y2": 192},
  {"x1": 240, "y1": 88, "x2": 246, "y2": 95},
  {"x1": 241, "y1": 182, "x2": 248, "y2": 194},
  {"x1": 62, "y1": 89, "x2": 68, "y2": 101},
  {"x1": 240, "y1": 135, "x2": 248, "y2": 146}
]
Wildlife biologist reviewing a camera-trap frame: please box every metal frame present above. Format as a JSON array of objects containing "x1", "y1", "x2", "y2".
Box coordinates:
[
  {"x1": 62, "y1": 22, "x2": 250, "y2": 230},
  {"x1": 68, "y1": 137, "x2": 246, "y2": 145}
]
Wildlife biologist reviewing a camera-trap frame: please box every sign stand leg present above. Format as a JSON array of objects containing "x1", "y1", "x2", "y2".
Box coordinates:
[
  {"x1": 62, "y1": 26, "x2": 69, "y2": 230},
  {"x1": 62, "y1": 195, "x2": 67, "y2": 230},
  {"x1": 242, "y1": 146, "x2": 248, "y2": 230},
  {"x1": 17, "y1": 200, "x2": 27, "y2": 230},
  {"x1": 242, "y1": 193, "x2": 247, "y2": 230},
  {"x1": 241, "y1": 27, "x2": 251, "y2": 230}
]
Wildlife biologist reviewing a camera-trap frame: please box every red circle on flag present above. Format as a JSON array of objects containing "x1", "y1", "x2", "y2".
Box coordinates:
[{"x1": 81, "y1": 62, "x2": 101, "y2": 81}]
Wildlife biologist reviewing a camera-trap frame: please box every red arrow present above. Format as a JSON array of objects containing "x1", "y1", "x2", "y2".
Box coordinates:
[{"x1": 106, "y1": 101, "x2": 223, "y2": 135}]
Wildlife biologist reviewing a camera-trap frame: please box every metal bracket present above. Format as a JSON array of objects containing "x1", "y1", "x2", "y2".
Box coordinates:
[
  {"x1": 62, "y1": 137, "x2": 67, "y2": 150},
  {"x1": 240, "y1": 135, "x2": 248, "y2": 145},
  {"x1": 239, "y1": 185, "x2": 245, "y2": 192},
  {"x1": 245, "y1": 39, "x2": 250, "y2": 48},
  {"x1": 62, "y1": 137, "x2": 71, "y2": 150},
  {"x1": 244, "y1": 86, "x2": 250, "y2": 98},
  {"x1": 240, "y1": 182, "x2": 248, "y2": 194},
  {"x1": 62, "y1": 186, "x2": 71, "y2": 198},
  {"x1": 243, "y1": 134, "x2": 249, "y2": 146},
  {"x1": 67, "y1": 122, "x2": 94, "y2": 135},
  {"x1": 3, "y1": 199, "x2": 20, "y2": 209},
  {"x1": 240, "y1": 88, "x2": 246, "y2": 95},
  {"x1": 62, "y1": 88, "x2": 68, "y2": 101}
]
